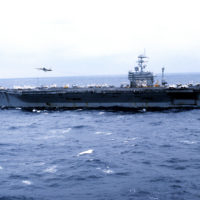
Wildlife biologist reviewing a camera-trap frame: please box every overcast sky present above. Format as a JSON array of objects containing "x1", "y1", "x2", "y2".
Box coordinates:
[{"x1": 0, "y1": 0, "x2": 200, "y2": 78}]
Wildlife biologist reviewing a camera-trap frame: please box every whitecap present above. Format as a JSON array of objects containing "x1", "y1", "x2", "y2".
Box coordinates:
[
  {"x1": 102, "y1": 169, "x2": 114, "y2": 174},
  {"x1": 22, "y1": 180, "x2": 32, "y2": 185},
  {"x1": 44, "y1": 165, "x2": 57, "y2": 173},
  {"x1": 98, "y1": 112, "x2": 104, "y2": 115},
  {"x1": 124, "y1": 137, "x2": 137, "y2": 143},
  {"x1": 95, "y1": 131, "x2": 112, "y2": 135},
  {"x1": 34, "y1": 162, "x2": 45, "y2": 166},
  {"x1": 62, "y1": 128, "x2": 71, "y2": 133},
  {"x1": 32, "y1": 109, "x2": 41, "y2": 113},
  {"x1": 50, "y1": 128, "x2": 71, "y2": 134},
  {"x1": 96, "y1": 166, "x2": 114, "y2": 174},
  {"x1": 96, "y1": 167, "x2": 101, "y2": 170},
  {"x1": 0, "y1": 166, "x2": 3, "y2": 170},
  {"x1": 140, "y1": 108, "x2": 146, "y2": 112},
  {"x1": 181, "y1": 140, "x2": 197, "y2": 144},
  {"x1": 127, "y1": 137, "x2": 137, "y2": 141},
  {"x1": 77, "y1": 149, "x2": 94, "y2": 156}
]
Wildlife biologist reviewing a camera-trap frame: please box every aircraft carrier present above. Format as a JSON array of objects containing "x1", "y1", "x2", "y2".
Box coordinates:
[{"x1": 1, "y1": 54, "x2": 200, "y2": 110}]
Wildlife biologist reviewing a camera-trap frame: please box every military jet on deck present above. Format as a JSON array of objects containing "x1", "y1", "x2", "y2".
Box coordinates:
[{"x1": 36, "y1": 67, "x2": 53, "y2": 72}]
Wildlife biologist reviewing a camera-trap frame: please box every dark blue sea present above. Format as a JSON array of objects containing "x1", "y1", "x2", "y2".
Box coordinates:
[{"x1": 0, "y1": 74, "x2": 200, "y2": 200}]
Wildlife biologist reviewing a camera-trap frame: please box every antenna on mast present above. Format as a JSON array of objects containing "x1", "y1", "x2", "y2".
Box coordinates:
[
  {"x1": 161, "y1": 67, "x2": 167, "y2": 86},
  {"x1": 137, "y1": 51, "x2": 148, "y2": 72}
]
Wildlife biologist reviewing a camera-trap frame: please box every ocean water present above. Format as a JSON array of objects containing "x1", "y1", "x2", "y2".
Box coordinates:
[{"x1": 0, "y1": 74, "x2": 200, "y2": 200}]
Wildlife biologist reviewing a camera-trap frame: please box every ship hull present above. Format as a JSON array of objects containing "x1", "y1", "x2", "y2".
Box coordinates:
[{"x1": 0, "y1": 87, "x2": 200, "y2": 110}]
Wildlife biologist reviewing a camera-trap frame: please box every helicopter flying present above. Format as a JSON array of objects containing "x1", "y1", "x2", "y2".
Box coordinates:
[{"x1": 36, "y1": 67, "x2": 53, "y2": 72}]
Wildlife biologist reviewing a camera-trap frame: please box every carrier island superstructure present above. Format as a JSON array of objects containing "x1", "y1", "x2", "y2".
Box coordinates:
[{"x1": 1, "y1": 54, "x2": 200, "y2": 110}]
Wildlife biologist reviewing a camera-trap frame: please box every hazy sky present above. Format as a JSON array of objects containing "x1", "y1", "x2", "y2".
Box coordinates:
[{"x1": 0, "y1": 0, "x2": 200, "y2": 78}]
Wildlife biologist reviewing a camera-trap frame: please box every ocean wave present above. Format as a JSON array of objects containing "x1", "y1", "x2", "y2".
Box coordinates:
[
  {"x1": 95, "y1": 131, "x2": 112, "y2": 135},
  {"x1": 49, "y1": 128, "x2": 71, "y2": 134},
  {"x1": 32, "y1": 109, "x2": 41, "y2": 113},
  {"x1": 180, "y1": 140, "x2": 198, "y2": 144},
  {"x1": 166, "y1": 158, "x2": 187, "y2": 164},
  {"x1": 123, "y1": 137, "x2": 138, "y2": 143},
  {"x1": 0, "y1": 196, "x2": 35, "y2": 200},
  {"x1": 96, "y1": 167, "x2": 114, "y2": 174},
  {"x1": 115, "y1": 171, "x2": 130, "y2": 176},
  {"x1": 67, "y1": 175, "x2": 86, "y2": 181},
  {"x1": 9, "y1": 174, "x2": 29, "y2": 179},
  {"x1": 102, "y1": 169, "x2": 114, "y2": 174},
  {"x1": 39, "y1": 135, "x2": 65, "y2": 140},
  {"x1": 98, "y1": 112, "x2": 105, "y2": 115},
  {"x1": 77, "y1": 149, "x2": 94, "y2": 156},
  {"x1": 86, "y1": 158, "x2": 104, "y2": 164},
  {"x1": 149, "y1": 121, "x2": 162, "y2": 126},
  {"x1": 33, "y1": 162, "x2": 45, "y2": 166},
  {"x1": 8, "y1": 126, "x2": 18, "y2": 130},
  {"x1": 44, "y1": 165, "x2": 57, "y2": 173},
  {"x1": 22, "y1": 180, "x2": 32, "y2": 185},
  {"x1": 75, "y1": 109, "x2": 83, "y2": 111},
  {"x1": 73, "y1": 125, "x2": 87, "y2": 129},
  {"x1": 62, "y1": 128, "x2": 71, "y2": 133}
]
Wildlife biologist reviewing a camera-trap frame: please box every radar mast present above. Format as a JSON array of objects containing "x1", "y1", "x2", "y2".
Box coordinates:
[
  {"x1": 128, "y1": 53, "x2": 154, "y2": 88},
  {"x1": 137, "y1": 54, "x2": 148, "y2": 72}
]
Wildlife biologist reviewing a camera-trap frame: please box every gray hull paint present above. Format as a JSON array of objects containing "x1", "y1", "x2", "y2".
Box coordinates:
[{"x1": 0, "y1": 87, "x2": 200, "y2": 109}]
